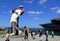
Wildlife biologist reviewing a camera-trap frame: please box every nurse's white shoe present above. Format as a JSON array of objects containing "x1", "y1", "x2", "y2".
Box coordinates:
[
  {"x1": 10, "y1": 33, "x2": 15, "y2": 36},
  {"x1": 19, "y1": 31, "x2": 22, "y2": 35}
]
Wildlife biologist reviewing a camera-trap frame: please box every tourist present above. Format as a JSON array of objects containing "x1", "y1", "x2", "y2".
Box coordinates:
[
  {"x1": 5, "y1": 30, "x2": 10, "y2": 41},
  {"x1": 52, "y1": 30, "x2": 54, "y2": 38},
  {"x1": 39, "y1": 30, "x2": 42, "y2": 41},
  {"x1": 32, "y1": 31, "x2": 36, "y2": 40},
  {"x1": 45, "y1": 30, "x2": 48, "y2": 41},
  {"x1": 24, "y1": 26, "x2": 29, "y2": 41},
  {"x1": 31, "y1": 31, "x2": 33, "y2": 37}
]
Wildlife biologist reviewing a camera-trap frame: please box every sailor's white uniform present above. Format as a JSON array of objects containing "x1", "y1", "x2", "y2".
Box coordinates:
[{"x1": 10, "y1": 9, "x2": 21, "y2": 23}]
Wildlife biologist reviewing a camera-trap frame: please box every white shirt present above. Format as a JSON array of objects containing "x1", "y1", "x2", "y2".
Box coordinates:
[
  {"x1": 15, "y1": 9, "x2": 21, "y2": 16},
  {"x1": 10, "y1": 9, "x2": 22, "y2": 23}
]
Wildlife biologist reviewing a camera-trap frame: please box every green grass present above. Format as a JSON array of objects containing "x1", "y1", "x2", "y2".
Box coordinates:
[{"x1": 0, "y1": 31, "x2": 7, "y2": 35}]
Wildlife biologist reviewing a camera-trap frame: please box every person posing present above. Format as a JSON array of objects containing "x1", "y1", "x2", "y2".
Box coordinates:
[
  {"x1": 10, "y1": 5, "x2": 24, "y2": 35},
  {"x1": 24, "y1": 26, "x2": 29, "y2": 41},
  {"x1": 5, "y1": 30, "x2": 10, "y2": 41}
]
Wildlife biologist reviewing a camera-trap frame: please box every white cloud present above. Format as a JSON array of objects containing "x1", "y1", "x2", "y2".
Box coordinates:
[
  {"x1": 34, "y1": 17, "x2": 39, "y2": 20},
  {"x1": 39, "y1": 0, "x2": 47, "y2": 4},
  {"x1": 26, "y1": 1, "x2": 33, "y2": 3},
  {"x1": 56, "y1": 9, "x2": 60, "y2": 13},
  {"x1": 51, "y1": 8, "x2": 56, "y2": 10},
  {"x1": 28, "y1": 11, "x2": 44, "y2": 15},
  {"x1": 50, "y1": 7, "x2": 59, "y2": 10},
  {"x1": 43, "y1": 6, "x2": 47, "y2": 8},
  {"x1": 50, "y1": 7, "x2": 60, "y2": 14},
  {"x1": 23, "y1": 0, "x2": 33, "y2": 4}
]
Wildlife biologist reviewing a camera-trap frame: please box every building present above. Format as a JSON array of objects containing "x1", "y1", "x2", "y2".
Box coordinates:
[{"x1": 40, "y1": 18, "x2": 60, "y2": 35}]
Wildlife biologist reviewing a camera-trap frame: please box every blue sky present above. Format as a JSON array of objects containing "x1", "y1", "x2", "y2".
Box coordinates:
[{"x1": 0, "y1": 0, "x2": 60, "y2": 28}]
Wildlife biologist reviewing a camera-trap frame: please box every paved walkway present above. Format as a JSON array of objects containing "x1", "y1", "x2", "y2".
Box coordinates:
[{"x1": 0, "y1": 34, "x2": 60, "y2": 41}]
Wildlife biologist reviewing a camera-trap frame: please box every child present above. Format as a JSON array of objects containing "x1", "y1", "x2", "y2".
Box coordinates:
[
  {"x1": 24, "y1": 26, "x2": 29, "y2": 41},
  {"x1": 5, "y1": 30, "x2": 10, "y2": 41},
  {"x1": 32, "y1": 32, "x2": 35, "y2": 39}
]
